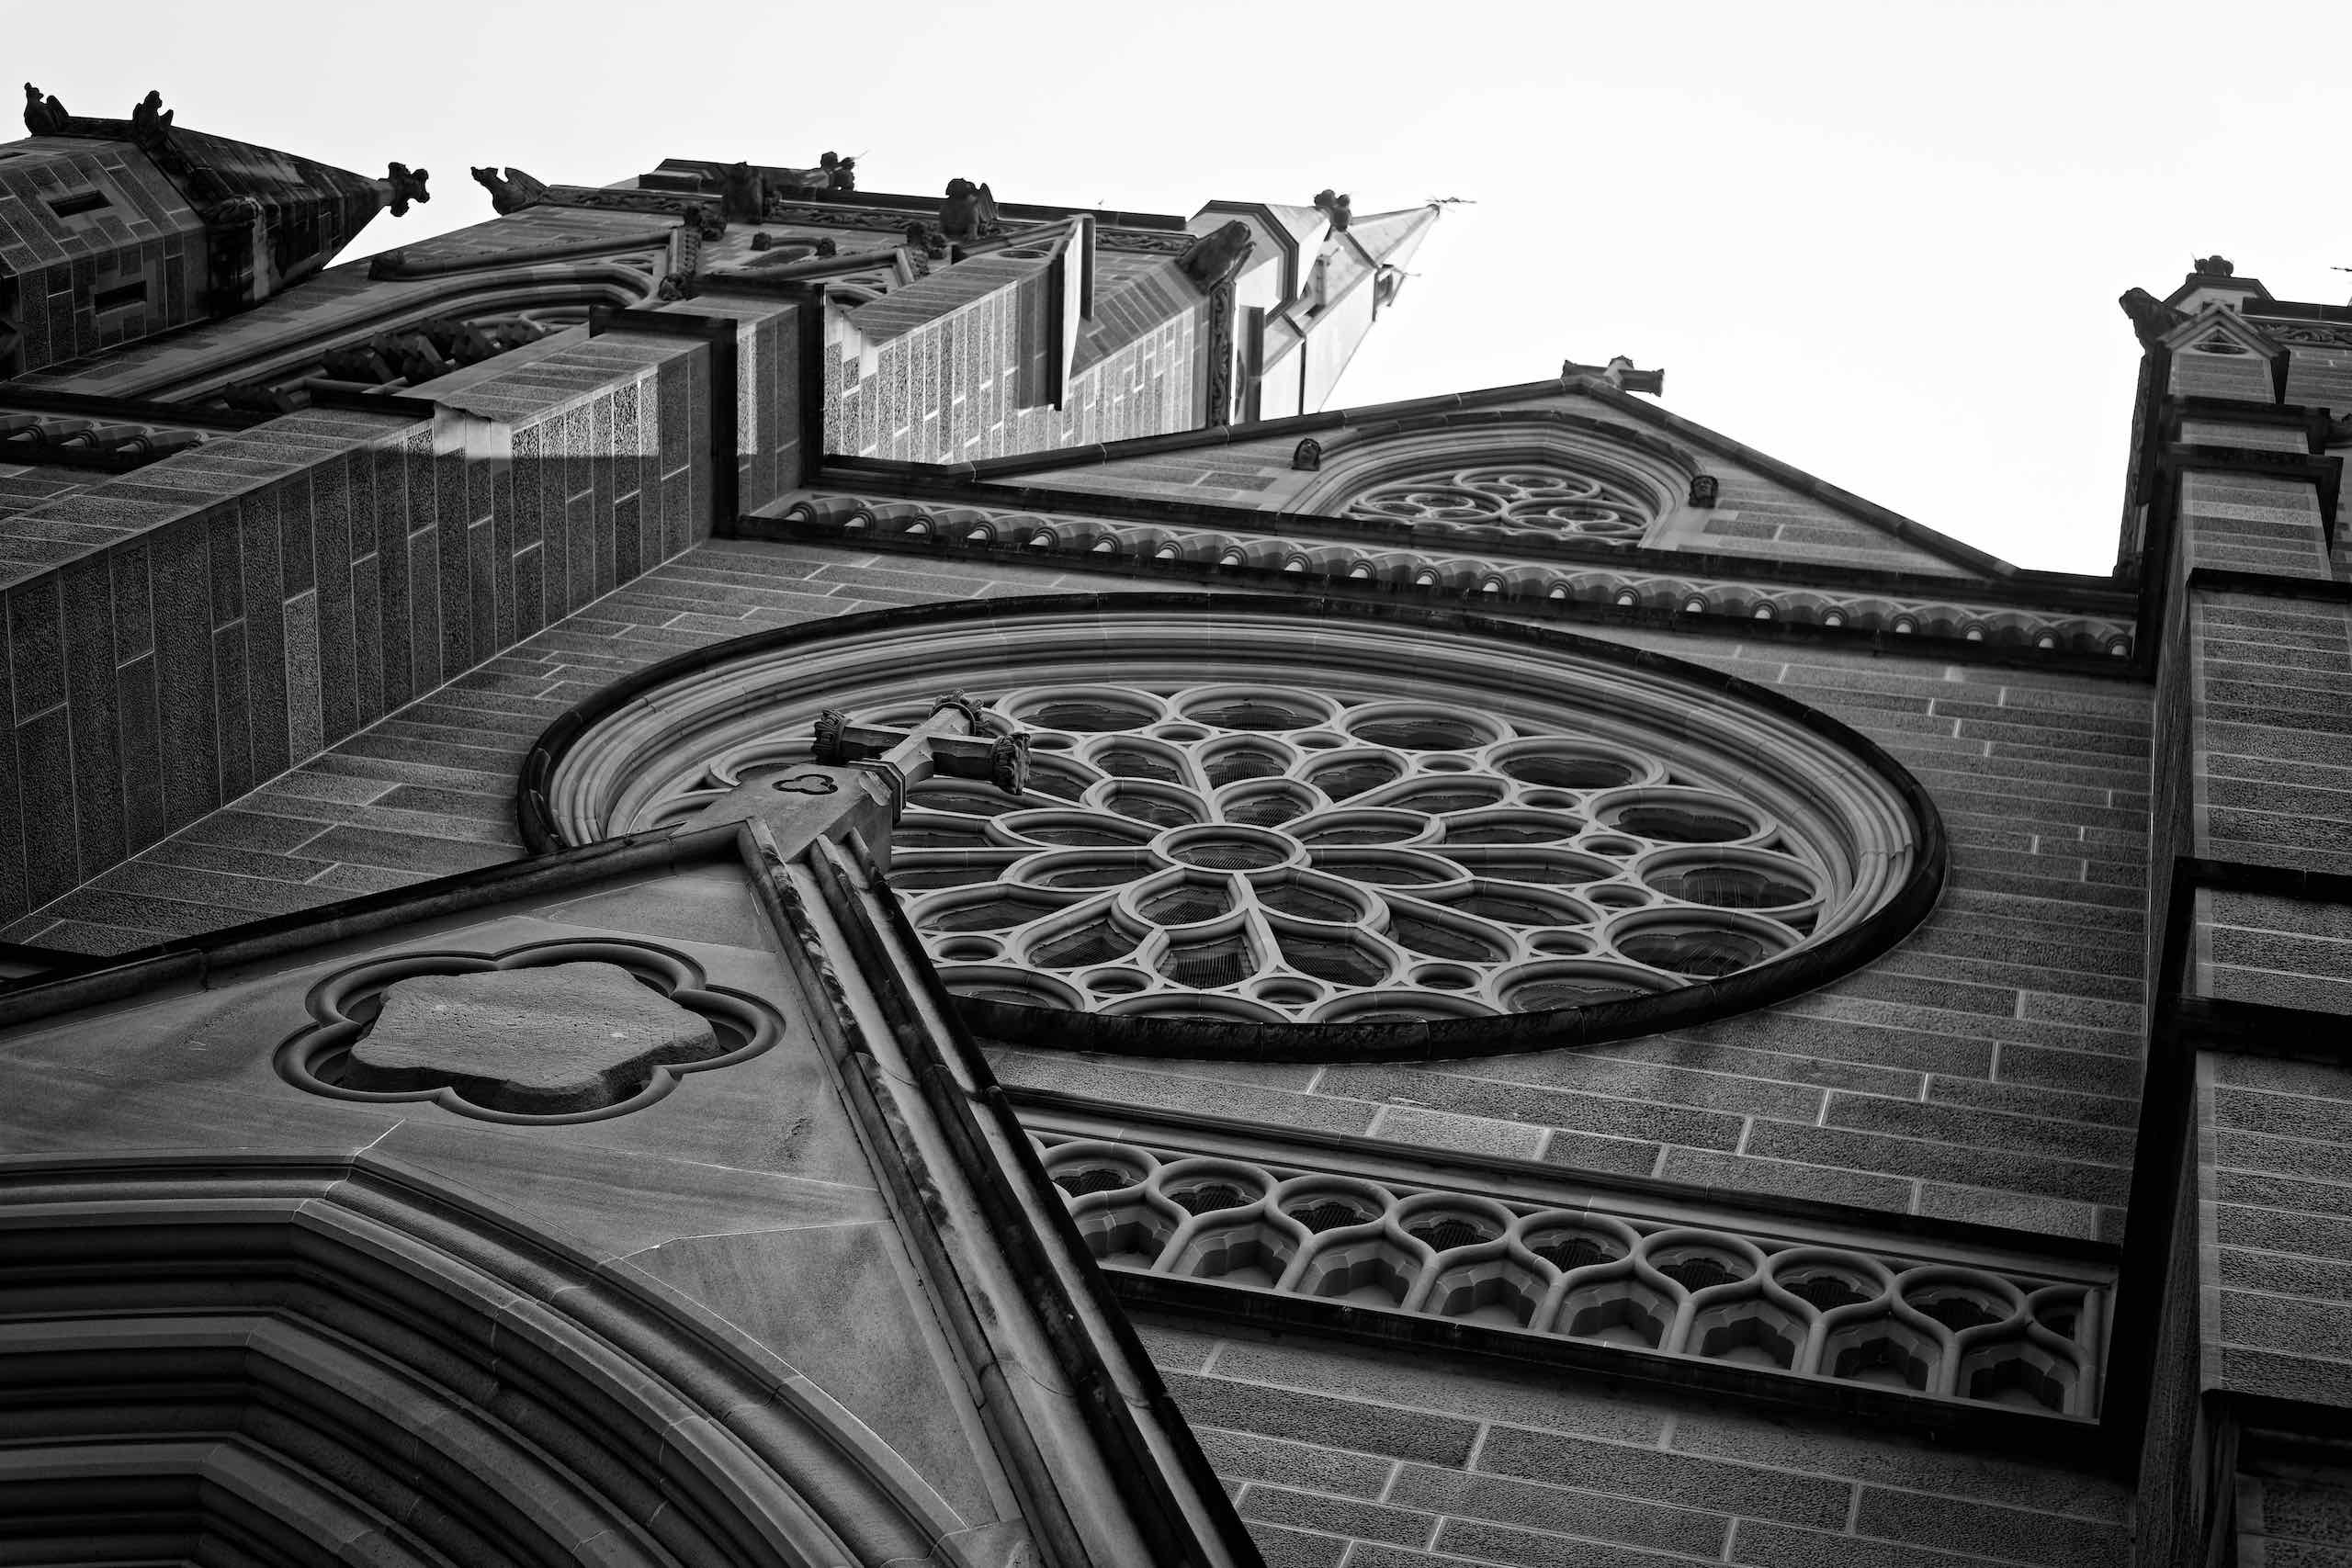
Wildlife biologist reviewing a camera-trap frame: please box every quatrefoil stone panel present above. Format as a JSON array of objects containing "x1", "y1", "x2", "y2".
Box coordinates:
[
  {"x1": 348, "y1": 963, "x2": 718, "y2": 1115},
  {"x1": 278, "y1": 939, "x2": 784, "y2": 1122}
]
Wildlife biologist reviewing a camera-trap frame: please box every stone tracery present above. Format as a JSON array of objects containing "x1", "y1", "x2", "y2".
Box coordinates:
[
  {"x1": 536, "y1": 597, "x2": 1941, "y2": 1055},
  {"x1": 877, "y1": 682, "x2": 1846, "y2": 1022},
  {"x1": 1345, "y1": 463, "x2": 1656, "y2": 542}
]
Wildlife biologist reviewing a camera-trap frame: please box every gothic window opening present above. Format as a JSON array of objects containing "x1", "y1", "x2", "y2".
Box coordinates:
[
  {"x1": 538, "y1": 599, "x2": 1941, "y2": 1057},
  {"x1": 881, "y1": 682, "x2": 1852, "y2": 1024},
  {"x1": 1342, "y1": 463, "x2": 1659, "y2": 543}
]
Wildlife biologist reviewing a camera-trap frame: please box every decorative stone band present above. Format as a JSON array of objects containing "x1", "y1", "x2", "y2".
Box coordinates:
[
  {"x1": 774, "y1": 494, "x2": 2137, "y2": 659},
  {"x1": 1034, "y1": 1131, "x2": 2106, "y2": 1420},
  {"x1": 276, "y1": 938, "x2": 783, "y2": 1122},
  {"x1": 529, "y1": 594, "x2": 1945, "y2": 1060}
]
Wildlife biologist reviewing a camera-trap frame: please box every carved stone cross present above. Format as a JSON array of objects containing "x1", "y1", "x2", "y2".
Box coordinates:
[
  {"x1": 812, "y1": 690, "x2": 1030, "y2": 811},
  {"x1": 681, "y1": 691, "x2": 1029, "y2": 864}
]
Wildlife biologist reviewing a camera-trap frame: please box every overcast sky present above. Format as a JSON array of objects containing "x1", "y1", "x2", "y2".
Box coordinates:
[{"x1": 22, "y1": 2, "x2": 2352, "y2": 574}]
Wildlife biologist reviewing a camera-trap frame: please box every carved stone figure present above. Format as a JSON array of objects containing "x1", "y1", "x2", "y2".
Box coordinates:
[
  {"x1": 821, "y1": 151, "x2": 856, "y2": 191},
  {"x1": 1689, "y1": 475, "x2": 1721, "y2": 508},
  {"x1": 719, "y1": 162, "x2": 766, "y2": 224},
  {"x1": 904, "y1": 220, "x2": 947, "y2": 260},
  {"x1": 679, "y1": 202, "x2": 724, "y2": 241},
  {"x1": 2192, "y1": 255, "x2": 2235, "y2": 277},
  {"x1": 128, "y1": 90, "x2": 173, "y2": 153},
  {"x1": 1293, "y1": 437, "x2": 1323, "y2": 472},
  {"x1": 989, "y1": 733, "x2": 1031, "y2": 795},
  {"x1": 2118, "y1": 287, "x2": 2189, "y2": 346},
  {"x1": 939, "y1": 179, "x2": 1001, "y2": 243},
  {"x1": 812, "y1": 709, "x2": 849, "y2": 766},
  {"x1": 1313, "y1": 188, "x2": 1352, "y2": 233},
  {"x1": 1179, "y1": 221, "x2": 1256, "y2": 291},
  {"x1": 381, "y1": 163, "x2": 431, "y2": 219},
  {"x1": 470, "y1": 165, "x2": 549, "y2": 216},
  {"x1": 22, "y1": 84, "x2": 69, "y2": 136}
]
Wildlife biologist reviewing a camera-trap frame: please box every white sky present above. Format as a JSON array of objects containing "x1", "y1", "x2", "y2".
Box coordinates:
[{"x1": 22, "y1": 1, "x2": 2352, "y2": 574}]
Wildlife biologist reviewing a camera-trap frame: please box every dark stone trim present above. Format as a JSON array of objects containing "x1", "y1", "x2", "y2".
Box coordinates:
[
  {"x1": 2188, "y1": 565, "x2": 2352, "y2": 604},
  {"x1": 746, "y1": 508, "x2": 2144, "y2": 676},
  {"x1": 592, "y1": 306, "x2": 741, "y2": 532},
  {"x1": 1106, "y1": 1271, "x2": 2110, "y2": 1471},
  {"x1": 516, "y1": 592, "x2": 1949, "y2": 1064},
  {"x1": 804, "y1": 460, "x2": 2136, "y2": 615},
  {"x1": 2165, "y1": 397, "x2": 2341, "y2": 454},
  {"x1": 1011, "y1": 1086, "x2": 2119, "y2": 1269},
  {"x1": 0, "y1": 388, "x2": 266, "y2": 430}
]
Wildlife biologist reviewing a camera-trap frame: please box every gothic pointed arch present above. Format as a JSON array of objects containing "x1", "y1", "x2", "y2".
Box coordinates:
[
  {"x1": 1286, "y1": 409, "x2": 1705, "y2": 547},
  {"x1": 0, "y1": 1156, "x2": 970, "y2": 1567}
]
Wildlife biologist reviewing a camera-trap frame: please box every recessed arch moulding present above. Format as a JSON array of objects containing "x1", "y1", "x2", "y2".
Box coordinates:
[
  {"x1": 537, "y1": 597, "x2": 1944, "y2": 1061},
  {"x1": 1293, "y1": 414, "x2": 1702, "y2": 547}
]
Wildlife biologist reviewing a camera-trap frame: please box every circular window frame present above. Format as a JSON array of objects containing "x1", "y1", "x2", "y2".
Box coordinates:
[{"x1": 520, "y1": 593, "x2": 1946, "y2": 1063}]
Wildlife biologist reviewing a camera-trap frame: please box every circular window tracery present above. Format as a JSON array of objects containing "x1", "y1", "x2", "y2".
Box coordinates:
[
  {"x1": 875, "y1": 683, "x2": 1826, "y2": 1023},
  {"x1": 530, "y1": 596, "x2": 1943, "y2": 1061},
  {"x1": 1347, "y1": 465, "x2": 1655, "y2": 543}
]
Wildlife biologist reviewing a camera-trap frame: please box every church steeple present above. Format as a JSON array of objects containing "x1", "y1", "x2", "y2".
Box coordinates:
[{"x1": 1189, "y1": 193, "x2": 1442, "y2": 423}]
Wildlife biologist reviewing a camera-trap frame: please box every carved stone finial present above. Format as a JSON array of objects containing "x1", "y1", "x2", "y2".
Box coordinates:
[
  {"x1": 939, "y1": 178, "x2": 1000, "y2": 243},
  {"x1": 2119, "y1": 287, "x2": 2189, "y2": 347},
  {"x1": 1689, "y1": 475, "x2": 1721, "y2": 509},
  {"x1": 1313, "y1": 188, "x2": 1352, "y2": 233},
  {"x1": 820, "y1": 151, "x2": 856, "y2": 191},
  {"x1": 381, "y1": 162, "x2": 431, "y2": 218},
  {"x1": 1179, "y1": 220, "x2": 1256, "y2": 291},
  {"x1": 22, "y1": 83, "x2": 69, "y2": 136},
  {"x1": 2192, "y1": 255, "x2": 2235, "y2": 277},
  {"x1": 1293, "y1": 437, "x2": 1324, "y2": 472},
  {"x1": 469, "y1": 164, "x2": 548, "y2": 216},
  {"x1": 128, "y1": 90, "x2": 173, "y2": 153}
]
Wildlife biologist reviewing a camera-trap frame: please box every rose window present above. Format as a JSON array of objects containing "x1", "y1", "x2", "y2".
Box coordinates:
[
  {"x1": 536, "y1": 596, "x2": 1941, "y2": 1056},
  {"x1": 875, "y1": 682, "x2": 1840, "y2": 1024},
  {"x1": 1347, "y1": 465, "x2": 1653, "y2": 543}
]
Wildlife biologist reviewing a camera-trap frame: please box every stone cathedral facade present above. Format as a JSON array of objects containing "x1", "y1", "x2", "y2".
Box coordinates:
[{"x1": 1, "y1": 85, "x2": 2347, "y2": 1568}]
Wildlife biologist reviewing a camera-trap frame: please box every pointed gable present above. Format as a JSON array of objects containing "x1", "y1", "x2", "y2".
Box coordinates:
[{"x1": 0, "y1": 821, "x2": 1256, "y2": 1564}]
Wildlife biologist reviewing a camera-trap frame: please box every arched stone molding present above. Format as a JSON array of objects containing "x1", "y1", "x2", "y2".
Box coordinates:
[
  {"x1": 140, "y1": 261, "x2": 663, "y2": 402},
  {"x1": 0, "y1": 1157, "x2": 977, "y2": 1567},
  {"x1": 527, "y1": 594, "x2": 1946, "y2": 1061},
  {"x1": 1285, "y1": 411, "x2": 1703, "y2": 547}
]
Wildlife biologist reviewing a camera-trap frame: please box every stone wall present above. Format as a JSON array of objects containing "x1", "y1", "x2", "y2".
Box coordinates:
[
  {"x1": 0, "y1": 322, "x2": 720, "y2": 931},
  {"x1": 1138, "y1": 1314, "x2": 2130, "y2": 1568}
]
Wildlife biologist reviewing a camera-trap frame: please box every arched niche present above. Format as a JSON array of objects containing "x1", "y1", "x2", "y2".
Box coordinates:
[{"x1": 0, "y1": 1156, "x2": 968, "y2": 1567}]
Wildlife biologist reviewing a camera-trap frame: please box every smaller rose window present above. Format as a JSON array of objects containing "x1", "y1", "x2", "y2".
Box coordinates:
[
  {"x1": 1347, "y1": 465, "x2": 1653, "y2": 543},
  {"x1": 879, "y1": 683, "x2": 1831, "y2": 1025}
]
